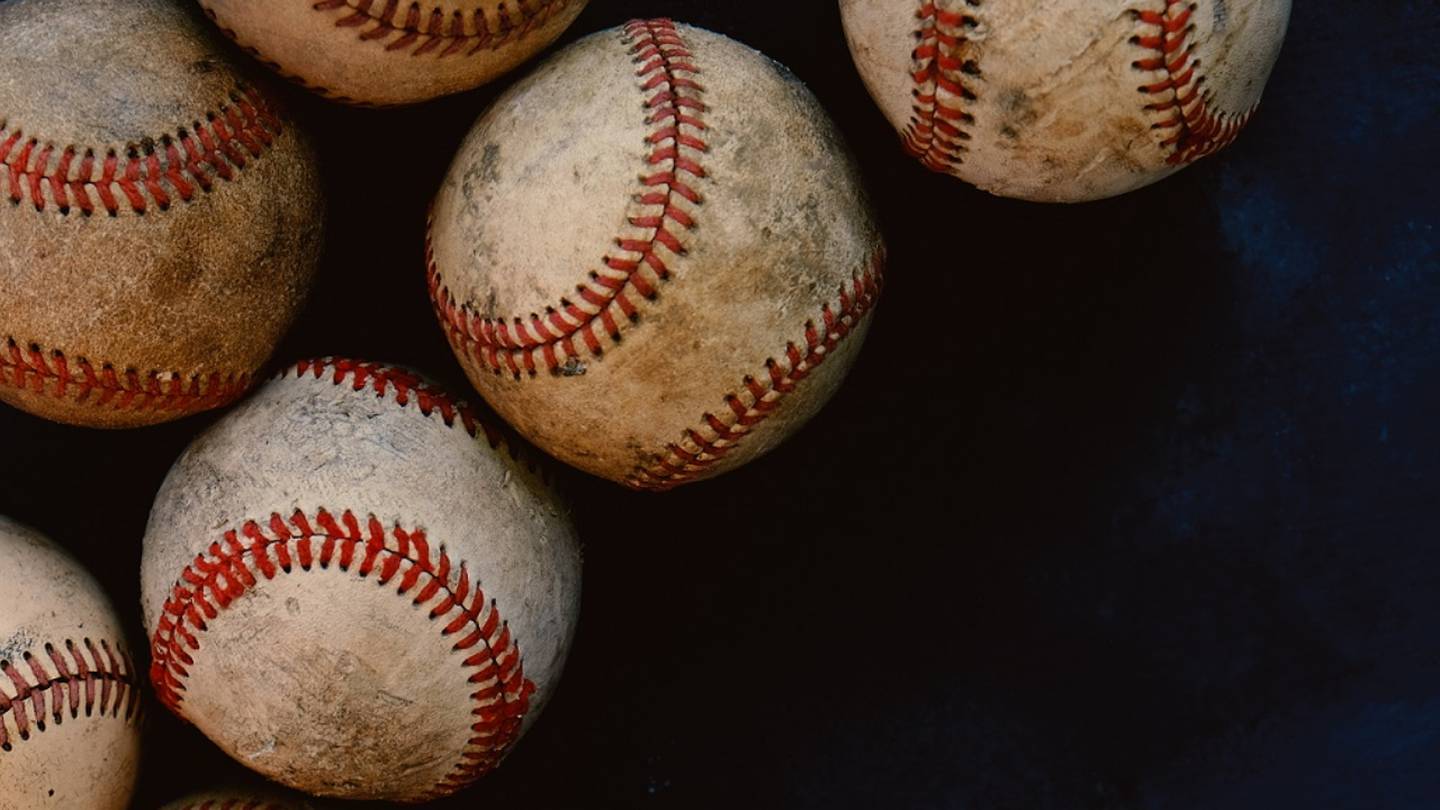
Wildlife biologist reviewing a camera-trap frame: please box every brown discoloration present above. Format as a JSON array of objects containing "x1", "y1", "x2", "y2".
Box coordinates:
[
  {"x1": 0, "y1": 0, "x2": 323, "y2": 428},
  {"x1": 429, "y1": 21, "x2": 884, "y2": 488},
  {"x1": 198, "y1": 0, "x2": 590, "y2": 106},
  {"x1": 840, "y1": 0, "x2": 1292, "y2": 202},
  {"x1": 0, "y1": 517, "x2": 141, "y2": 810},
  {"x1": 140, "y1": 362, "x2": 581, "y2": 802}
]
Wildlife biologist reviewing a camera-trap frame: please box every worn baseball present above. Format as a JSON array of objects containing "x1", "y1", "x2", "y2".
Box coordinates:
[
  {"x1": 840, "y1": 0, "x2": 1292, "y2": 201},
  {"x1": 0, "y1": 0, "x2": 323, "y2": 428},
  {"x1": 141, "y1": 358, "x2": 581, "y2": 802},
  {"x1": 197, "y1": 0, "x2": 590, "y2": 106},
  {"x1": 0, "y1": 517, "x2": 142, "y2": 810},
  {"x1": 429, "y1": 19, "x2": 885, "y2": 490},
  {"x1": 160, "y1": 788, "x2": 323, "y2": 809}
]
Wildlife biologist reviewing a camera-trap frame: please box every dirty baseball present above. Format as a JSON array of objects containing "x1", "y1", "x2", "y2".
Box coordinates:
[
  {"x1": 840, "y1": 0, "x2": 1292, "y2": 201},
  {"x1": 141, "y1": 359, "x2": 581, "y2": 802},
  {"x1": 0, "y1": 0, "x2": 323, "y2": 427},
  {"x1": 429, "y1": 19, "x2": 885, "y2": 489}
]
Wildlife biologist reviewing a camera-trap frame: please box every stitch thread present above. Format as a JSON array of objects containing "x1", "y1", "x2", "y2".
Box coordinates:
[
  {"x1": 627, "y1": 250, "x2": 885, "y2": 491},
  {"x1": 310, "y1": 0, "x2": 575, "y2": 57},
  {"x1": 289, "y1": 358, "x2": 503, "y2": 445},
  {"x1": 0, "y1": 638, "x2": 140, "y2": 752},
  {"x1": 429, "y1": 18, "x2": 709, "y2": 380},
  {"x1": 902, "y1": 0, "x2": 979, "y2": 172},
  {"x1": 281, "y1": 358, "x2": 547, "y2": 479},
  {"x1": 197, "y1": 7, "x2": 360, "y2": 104},
  {"x1": 0, "y1": 86, "x2": 282, "y2": 217},
  {"x1": 0, "y1": 337, "x2": 250, "y2": 415},
  {"x1": 1132, "y1": 0, "x2": 1256, "y2": 165},
  {"x1": 149, "y1": 507, "x2": 536, "y2": 800}
]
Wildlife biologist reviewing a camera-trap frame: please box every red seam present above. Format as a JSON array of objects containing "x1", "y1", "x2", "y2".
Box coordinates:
[
  {"x1": 148, "y1": 507, "x2": 537, "y2": 800},
  {"x1": 626, "y1": 249, "x2": 885, "y2": 491},
  {"x1": 428, "y1": 18, "x2": 709, "y2": 379},
  {"x1": 0, "y1": 638, "x2": 141, "y2": 752},
  {"x1": 0, "y1": 86, "x2": 282, "y2": 217},
  {"x1": 1133, "y1": 1, "x2": 1257, "y2": 165},
  {"x1": 197, "y1": 7, "x2": 367, "y2": 105},
  {"x1": 0, "y1": 337, "x2": 250, "y2": 415},
  {"x1": 902, "y1": 1, "x2": 979, "y2": 173},
  {"x1": 279, "y1": 358, "x2": 548, "y2": 482},
  {"x1": 307, "y1": 0, "x2": 574, "y2": 57}
]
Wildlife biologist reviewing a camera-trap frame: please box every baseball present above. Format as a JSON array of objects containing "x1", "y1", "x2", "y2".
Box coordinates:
[
  {"x1": 141, "y1": 358, "x2": 581, "y2": 802},
  {"x1": 428, "y1": 19, "x2": 885, "y2": 490},
  {"x1": 197, "y1": 0, "x2": 591, "y2": 106},
  {"x1": 160, "y1": 788, "x2": 323, "y2": 809},
  {"x1": 840, "y1": 0, "x2": 1292, "y2": 201},
  {"x1": 0, "y1": 517, "x2": 142, "y2": 810},
  {"x1": 0, "y1": 0, "x2": 323, "y2": 429}
]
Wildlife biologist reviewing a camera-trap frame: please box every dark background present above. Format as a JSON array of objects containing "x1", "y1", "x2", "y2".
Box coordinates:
[{"x1": 3, "y1": 1, "x2": 1437, "y2": 807}]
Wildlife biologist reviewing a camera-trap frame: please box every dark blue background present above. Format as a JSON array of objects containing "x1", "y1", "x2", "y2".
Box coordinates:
[{"x1": 1, "y1": 1, "x2": 1436, "y2": 807}]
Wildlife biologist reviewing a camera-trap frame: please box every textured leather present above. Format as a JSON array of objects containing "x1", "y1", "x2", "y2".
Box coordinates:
[
  {"x1": 141, "y1": 361, "x2": 582, "y2": 802},
  {"x1": 841, "y1": 0, "x2": 1292, "y2": 201},
  {"x1": 0, "y1": 517, "x2": 140, "y2": 810},
  {"x1": 0, "y1": 0, "x2": 324, "y2": 427},
  {"x1": 430, "y1": 21, "x2": 884, "y2": 488},
  {"x1": 198, "y1": 0, "x2": 590, "y2": 105}
]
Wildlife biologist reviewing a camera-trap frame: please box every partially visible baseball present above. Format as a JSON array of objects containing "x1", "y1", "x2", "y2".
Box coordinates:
[
  {"x1": 0, "y1": 0, "x2": 323, "y2": 428},
  {"x1": 429, "y1": 19, "x2": 884, "y2": 490},
  {"x1": 0, "y1": 517, "x2": 142, "y2": 810},
  {"x1": 141, "y1": 358, "x2": 581, "y2": 802},
  {"x1": 197, "y1": 0, "x2": 590, "y2": 105},
  {"x1": 160, "y1": 788, "x2": 323, "y2": 809},
  {"x1": 840, "y1": 0, "x2": 1292, "y2": 201}
]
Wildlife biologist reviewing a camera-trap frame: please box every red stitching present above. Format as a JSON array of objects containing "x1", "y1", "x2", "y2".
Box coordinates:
[
  {"x1": 149, "y1": 507, "x2": 536, "y2": 800},
  {"x1": 0, "y1": 337, "x2": 250, "y2": 415},
  {"x1": 1133, "y1": 1, "x2": 1256, "y2": 165},
  {"x1": 309, "y1": 0, "x2": 576, "y2": 57},
  {"x1": 626, "y1": 250, "x2": 885, "y2": 491},
  {"x1": 902, "y1": 1, "x2": 979, "y2": 173},
  {"x1": 0, "y1": 638, "x2": 141, "y2": 752},
  {"x1": 289, "y1": 357, "x2": 503, "y2": 442},
  {"x1": 0, "y1": 86, "x2": 282, "y2": 217},
  {"x1": 196, "y1": 8, "x2": 360, "y2": 104},
  {"x1": 429, "y1": 18, "x2": 709, "y2": 379},
  {"x1": 280, "y1": 358, "x2": 548, "y2": 481}
]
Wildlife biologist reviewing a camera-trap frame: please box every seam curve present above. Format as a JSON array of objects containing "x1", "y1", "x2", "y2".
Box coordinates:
[
  {"x1": 198, "y1": 7, "x2": 362, "y2": 104},
  {"x1": 311, "y1": 0, "x2": 576, "y2": 57},
  {"x1": 0, "y1": 337, "x2": 251, "y2": 415},
  {"x1": 281, "y1": 358, "x2": 549, "y2": 481},
  {"x1": 149, "y1": 507, "x2": 535, "y2": 800},
  {"x1": 626, "y1": 249, "x2": 885, "y2": 491},
  {"x1": 429, "y1": 18, "x2": 708, "y2": 380},
  {"x1": 0, "y1": 637, "x2": 140, "y2": 752},
  {"x1": 902, "y1": 0, "x2": 979, "y2": 173},
  {"x1": 1132, "y1": 0, "x2": 1257, "y2": 164},
  {"x1": 0, "y1": 86, "x2": 283, "y2": 217}
]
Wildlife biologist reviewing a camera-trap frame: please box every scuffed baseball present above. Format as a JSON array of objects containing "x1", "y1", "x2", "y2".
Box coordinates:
[
  {"x1": 0, "y1": 517, "x2": 142, "y2": 810},
  {"x1": 141, "y1": 359, "x2": 581, "y2": 803},
  {"x1": 840, "y1": 0, "x2": 1292, "y2": 201},
  {"x1": 0, "y1": 0, "x2": 323, "y2": 428},
  {"x1": 197, "y1": 0, "x2": 590, "y2": 106},
  {"x1": 429, "y1": 19, "x2": 885, "y2": 490}
]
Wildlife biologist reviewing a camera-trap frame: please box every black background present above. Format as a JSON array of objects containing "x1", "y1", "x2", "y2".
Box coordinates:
[{"x1": 3, "y1": 1, "x2": 1438, "y2": 808}]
